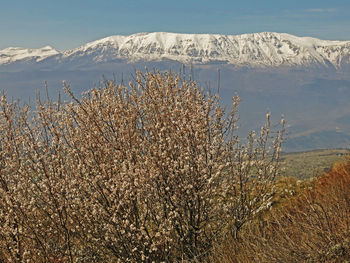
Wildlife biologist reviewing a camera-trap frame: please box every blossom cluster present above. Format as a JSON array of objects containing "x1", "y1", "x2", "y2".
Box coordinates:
[{"x1": 0, "y1": 71, "x2": 284, "y2": 262}]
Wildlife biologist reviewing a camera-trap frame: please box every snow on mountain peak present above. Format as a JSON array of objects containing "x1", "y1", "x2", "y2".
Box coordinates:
[
  {"x1": 59, "y1": 32, "x2": 350, "y2": 68},
  {"x1": 1, "y1": 32, "x2": 350, "y2": 68},
  {"x1": 0, "y1": 45, "x2": 59, "y2": 65}
]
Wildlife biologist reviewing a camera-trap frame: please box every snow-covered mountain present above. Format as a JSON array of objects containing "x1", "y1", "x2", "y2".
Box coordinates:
[
  {"x1": 2, "y1": 32, "x2": 350, "y2": 152},
  {"x1": 1, "y1": 32, "x2": 350, "y2": 69},
  {"x1": 0, "y1": 46, "x2": 59, "y2": 65}
]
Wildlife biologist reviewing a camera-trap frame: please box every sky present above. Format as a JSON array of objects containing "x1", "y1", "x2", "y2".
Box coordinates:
[{"x1": 1, "y1": 0, "x2": 350, "y2": 51}]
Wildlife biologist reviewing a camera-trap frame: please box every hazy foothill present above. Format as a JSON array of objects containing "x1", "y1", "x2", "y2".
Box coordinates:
[{"x1": 1, "y1": 1, "x2": 350, "y2": 262}]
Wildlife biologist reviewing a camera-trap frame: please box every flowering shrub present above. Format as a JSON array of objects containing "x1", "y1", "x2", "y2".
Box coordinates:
[{"x1": 0, "y1": 71, "x2": 284, "y2": 262}]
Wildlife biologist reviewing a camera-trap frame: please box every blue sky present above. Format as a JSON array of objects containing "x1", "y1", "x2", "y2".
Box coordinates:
[{"x1": 1, "y1": 0, "x2": 350, "y2": 50}]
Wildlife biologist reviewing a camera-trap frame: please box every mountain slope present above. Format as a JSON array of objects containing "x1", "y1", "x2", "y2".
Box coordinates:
[
  {"x1": 0, "y1": 46, "x2": 59, "y2": 65},
  {"x1": 1, "y1": 32, "x2": 350, "y2": 152},
  {"x1": 1, "y1": 32, "x2": 350, "y2": 69}
]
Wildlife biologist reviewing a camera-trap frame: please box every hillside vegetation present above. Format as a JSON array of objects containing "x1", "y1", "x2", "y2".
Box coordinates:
[
  {"x1": 281, "y1": 149, "x2": 350, "y2": 179},
  {"x1": 1, "y1": 70, "x2": 348, "y2": 262},
  {"x1": 211, "y1": 158, "x2": 350, "y2": 262},
  {"x1": 0, "y1": 71, "x2": 284, "y2": 262}
]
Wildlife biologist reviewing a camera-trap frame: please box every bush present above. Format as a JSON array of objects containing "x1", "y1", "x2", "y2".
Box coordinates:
[
  {"x1": 0, "y1": 71, "x2": 284, "y2": 262},
  {"x1": 212, "y1": 160, "x2": 350, "y2": 263}
]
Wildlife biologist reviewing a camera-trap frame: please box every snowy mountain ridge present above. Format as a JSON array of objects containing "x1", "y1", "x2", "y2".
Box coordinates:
[
  {"x1": 1, "y1": 32, "x2": 350, "y2": 68},
  {"x1": 0, "y1": 46, "x2": 59, "y2": 65}
]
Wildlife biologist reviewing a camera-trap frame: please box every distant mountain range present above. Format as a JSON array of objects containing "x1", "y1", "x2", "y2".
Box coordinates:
[
  {"x1": 1, "y1": 32, "x2": 350, "y2": 69},
  {"x1": 1, "y1": 32, "x2": 350, "y2": 152}
]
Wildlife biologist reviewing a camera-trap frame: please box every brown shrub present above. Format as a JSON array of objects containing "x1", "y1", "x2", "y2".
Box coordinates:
[{"x1": 211, "y1": 159, "x2": 350, "y2": 263}]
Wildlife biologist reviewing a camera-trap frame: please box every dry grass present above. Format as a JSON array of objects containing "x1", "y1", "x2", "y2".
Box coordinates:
[{"x1": 211, "y1": 159, "x2": 350, "y2": 262}]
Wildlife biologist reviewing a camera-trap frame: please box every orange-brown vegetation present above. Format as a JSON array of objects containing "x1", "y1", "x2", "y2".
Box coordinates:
[{"x1": 211, "y1": 159, "x2": 350, "y2": 263}]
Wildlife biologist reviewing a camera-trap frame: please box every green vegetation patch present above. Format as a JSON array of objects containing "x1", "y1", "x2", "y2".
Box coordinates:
[{"x1": 280, "y1": 149, "x2": 350, "y2": 179}]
